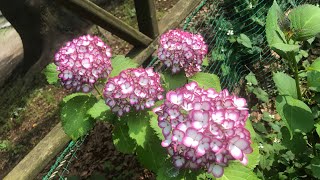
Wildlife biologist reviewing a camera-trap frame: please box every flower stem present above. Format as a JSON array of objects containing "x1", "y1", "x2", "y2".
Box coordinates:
[
  {"x1": 289, "y1": 52, "x2": 302, "y2": 100},
  {"x1": 94, "y1": 84, "x2": 103, "y2": 99}
]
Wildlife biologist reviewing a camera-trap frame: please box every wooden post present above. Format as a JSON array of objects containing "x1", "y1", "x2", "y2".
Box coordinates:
[
  {"x1": 134, "y1": 0, "x2": 159, "y2": 39},
  {"x1": 58, "y1": 0, "x2": 152, "y2": 47},
  {"x1": 133, "y1": 0, "x2": 203, "y2": 65}
]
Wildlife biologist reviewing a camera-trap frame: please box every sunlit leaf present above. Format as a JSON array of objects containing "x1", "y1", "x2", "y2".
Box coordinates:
[
  {"x1": 110, "y1": 55, "x2": 138, "y2": 77},
  {"x1": 308, "y1": 58, "x2": 320, "y2": 72},
  {"x1": 87, "y1": 99, "x2": 112, "y2": 119},
  {"x1": 188, "y1": 72, "x2": 221, "y2": 92},
  {"x1": 308, "y1": 71, "x2": 320, "y2": 92},
  {"x1": 273, "y1": 72, "x2": 298, "y2": 99},
  {"x1": 266, "y1": 1, "x2": 299, "y2": 55},
  {"x1": 220, "y1": 163, "x2": 260, "y2": 180},
  {"x1": 237, "y1": 33, "x2": 252, "y2": 48},
  {"x1": 245, "y1": 72, "x2": 258, "y2": 86},
  {"x1": 43, "y1": 63, "x2": 59, "y2": 84},
  {"x1": 289, "y1": 5, "x2": 320, "y2": 41}
]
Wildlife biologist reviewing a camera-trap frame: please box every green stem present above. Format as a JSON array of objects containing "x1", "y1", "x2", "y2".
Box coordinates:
[
  {"x1": 312, "y1": 133, "x2": 318, "y2": 156},
  {"x1": 288, "y1": 52, "x2": 302, "y2": 100},
  {"x1": 94, "y1": 84, "x2": 103, "y2": 99},
  {"x1": 309, "y1": 129, "x2": 318, "y2": 157}
]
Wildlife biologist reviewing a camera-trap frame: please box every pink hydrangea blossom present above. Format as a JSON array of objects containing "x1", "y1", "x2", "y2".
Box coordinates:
[
  {"x1": 154, "y1": 82, "x2": 252, "y2": 178},
  {"x1": 54, "y1": 34, "x2": 112, "y2": 92},
  {"x1": 103, "y1": 68, "x2": 164, "y2": 116},
  {"x1": 157, "y1": 29, "x2": 208, "y2": 77}
]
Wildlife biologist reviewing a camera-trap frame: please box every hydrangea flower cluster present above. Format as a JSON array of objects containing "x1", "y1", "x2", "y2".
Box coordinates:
[
  {"x1": 103, "y1": 68, "x2": 164, "y2": 116},
  {"x1": 54, "y1": 35, "x2": 112, "y2": 92},
  {"x1": 153, "y1": 82, "x2": 252, "y2": 178},
  {"x1": 157, "y1": 29, "x2": 208, "y2": 77}
]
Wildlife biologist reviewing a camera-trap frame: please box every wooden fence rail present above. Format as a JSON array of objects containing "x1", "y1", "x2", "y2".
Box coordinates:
[{"x1": 58, "y1": 0, "x2": 153, "y2": 47}]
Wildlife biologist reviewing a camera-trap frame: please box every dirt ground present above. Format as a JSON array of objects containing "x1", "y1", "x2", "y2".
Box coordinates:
[{"x1": 0, "y1": 0, "x2": 179, "y2": 179}]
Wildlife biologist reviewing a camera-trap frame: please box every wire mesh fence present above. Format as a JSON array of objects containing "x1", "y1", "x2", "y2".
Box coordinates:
[{"x1": 42, "y1": 0, "x2": 318, "y2": 179}]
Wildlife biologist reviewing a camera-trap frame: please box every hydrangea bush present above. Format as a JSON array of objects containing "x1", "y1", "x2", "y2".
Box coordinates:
[
  {"x1": 158, "y1": 29, "x2": 208, "y2": 77},
  {"x1": 154, "y1": 82, "x2": 252, "y2": 177},
  {"x1": 54, "y1": 34, "x2": 112, "y2": 92},
  {"x1": 103, "y1": 67, "x2": 164, "y2": 116},
  {"x1": 44, "y1": 30, "x2": 259, "y2": 179}
]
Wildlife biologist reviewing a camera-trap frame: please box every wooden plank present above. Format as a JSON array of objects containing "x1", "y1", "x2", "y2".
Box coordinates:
[
  {"x1": 134, "y1": 0, "x2": 159, "y2": 39},
  {"x1": 4, "y1": 0, "x2": 202, "y2": 179},
  {"x1": 4, "y1": 123, "x2": 70, "y2": 180},
  {"x1": 58, "y1": 0, "x2": 152, "y2": 46},
  {"x1": 133, "y1": 0, "x2": 202, "y2": 65}
]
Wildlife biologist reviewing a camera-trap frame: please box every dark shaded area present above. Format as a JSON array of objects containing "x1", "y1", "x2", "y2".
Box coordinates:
[
  {"x1": 38, "y1": 122, "x2": 155, "y2": 180},
  {"x1": 0, "y1": 0, "x2": 42, "y2": 77}
]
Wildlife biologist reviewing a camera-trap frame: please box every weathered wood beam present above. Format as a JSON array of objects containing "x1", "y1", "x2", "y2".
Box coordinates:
[
  {"x1": 133, "y1": 0, "x2": 203, "y2": 65},
  {"x1": 4, "y1": 123, "x2": 70, "y2": 180},
  {"x1": 134, "y1": 0, "x2": 159, "y2": 39},
  {"x1": 4, "y1": 0, "x2": 202, "y2": 179},
  {"x1": 58, "y1": 0, "x2": 152, "y2": 46}
]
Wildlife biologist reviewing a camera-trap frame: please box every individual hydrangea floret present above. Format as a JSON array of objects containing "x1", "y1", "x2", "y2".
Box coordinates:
[
  {"x1": 103, "y1": 67, "x2": 164, "y2": 116},
  {"x1": 157, "y1": 29, "x2": 208, "y2": 77},
  {"x1": 153, "y1": 82, "x2": 252, "y2": 178},
  {"x1": 54, "y1": 34, "x2": 112, "y2": 92}
]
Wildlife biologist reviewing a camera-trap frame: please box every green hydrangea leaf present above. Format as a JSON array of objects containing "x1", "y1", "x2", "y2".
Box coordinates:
[
  {"x1": 61, "y1": 94, "x2": 97, "y2": 140},
  {"x1": 275, "y1": 95, "x2": 314, "y2": 138},
  {"x1": 266, "y1": 1, "x2": 299, "y2": 55},
  {"x1": 237, "y1": 34, "x2": 252, "y2": 48},
  {"x1": 188, "y1": 72, "x2": 221, "y2": 92},
  {"x1": 308, "y1": 58, "x2": 320, "y2": 72},
  {"x1": 315, "y1": 123, "x2": 320, "y2": 137},
  {"x1": 221, "y1": 63, "x2": 231, "y2": 76},
  {"x1": 161, "y1": 71, "x2": 187, "y2": 91},
  {"x1": 156, "y1": 159, "x2": 204, "y2": 180},
  {"x1": 43, "y1": 63, "x2": 59, "y2": 84},
  {"x1": 245, "y1": 72, "x2": 258, "y2": 86},
  {"x1": 311, "y1": 156, "x2": 320, "y2": 178},
  {"x1": 112, "y1": 123, "x2": 136, "y2": 154},
  {"x1": 266, "y1": 2, "x2": 286, "y2": 43},
  {"x1": 62, "y1": 93, "x2": 87, "y2": 103},
  {"x1": 87, "y1": 99, "x2": 111, "y2": 119},
  {"x1": 124, "y1": 111, "x2": 149, "y2": 147},
  {"x1": 272, "y1": 43, "x2": 300, "y2": 52},
  {"x1": 247, "y1": 142, "x2": 260, "y2": 170},
  {"x1": 289, "y1": 4, "x2": 320, "y2": 41},
  {"x1": 149, "y1": 111, "x2": 164, "y2": 140},
  {"x1": 252, "y1": 87, "x2": 269, "y2": 103},
  {"x1": 220, "y1": 162, "x2": 260, "y2": 180},
  {"x1": 281, "y1": 127, "x2": 308, "y2": 155},
  {"x1": 136, "y1": 125, "x2": 167, "y2": 172},
  {"x1": 196, "y1": 172, "x2": 214, "y2": 180},
  {"x1": 307, "y1": 71, "x2": 320, "y2": 92},
  {"x1": 202, "y1": 56, "x2": 209, "y2": 66},
  {"x1": 272, "y1": 72, "x2": 298, "y2": 99},
  {"x1": 110, "y1": 55, "x2": 138, "y2": 77},
  {"x1": 245, "y1": 121, "x2": 260, "y2": 170}
]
